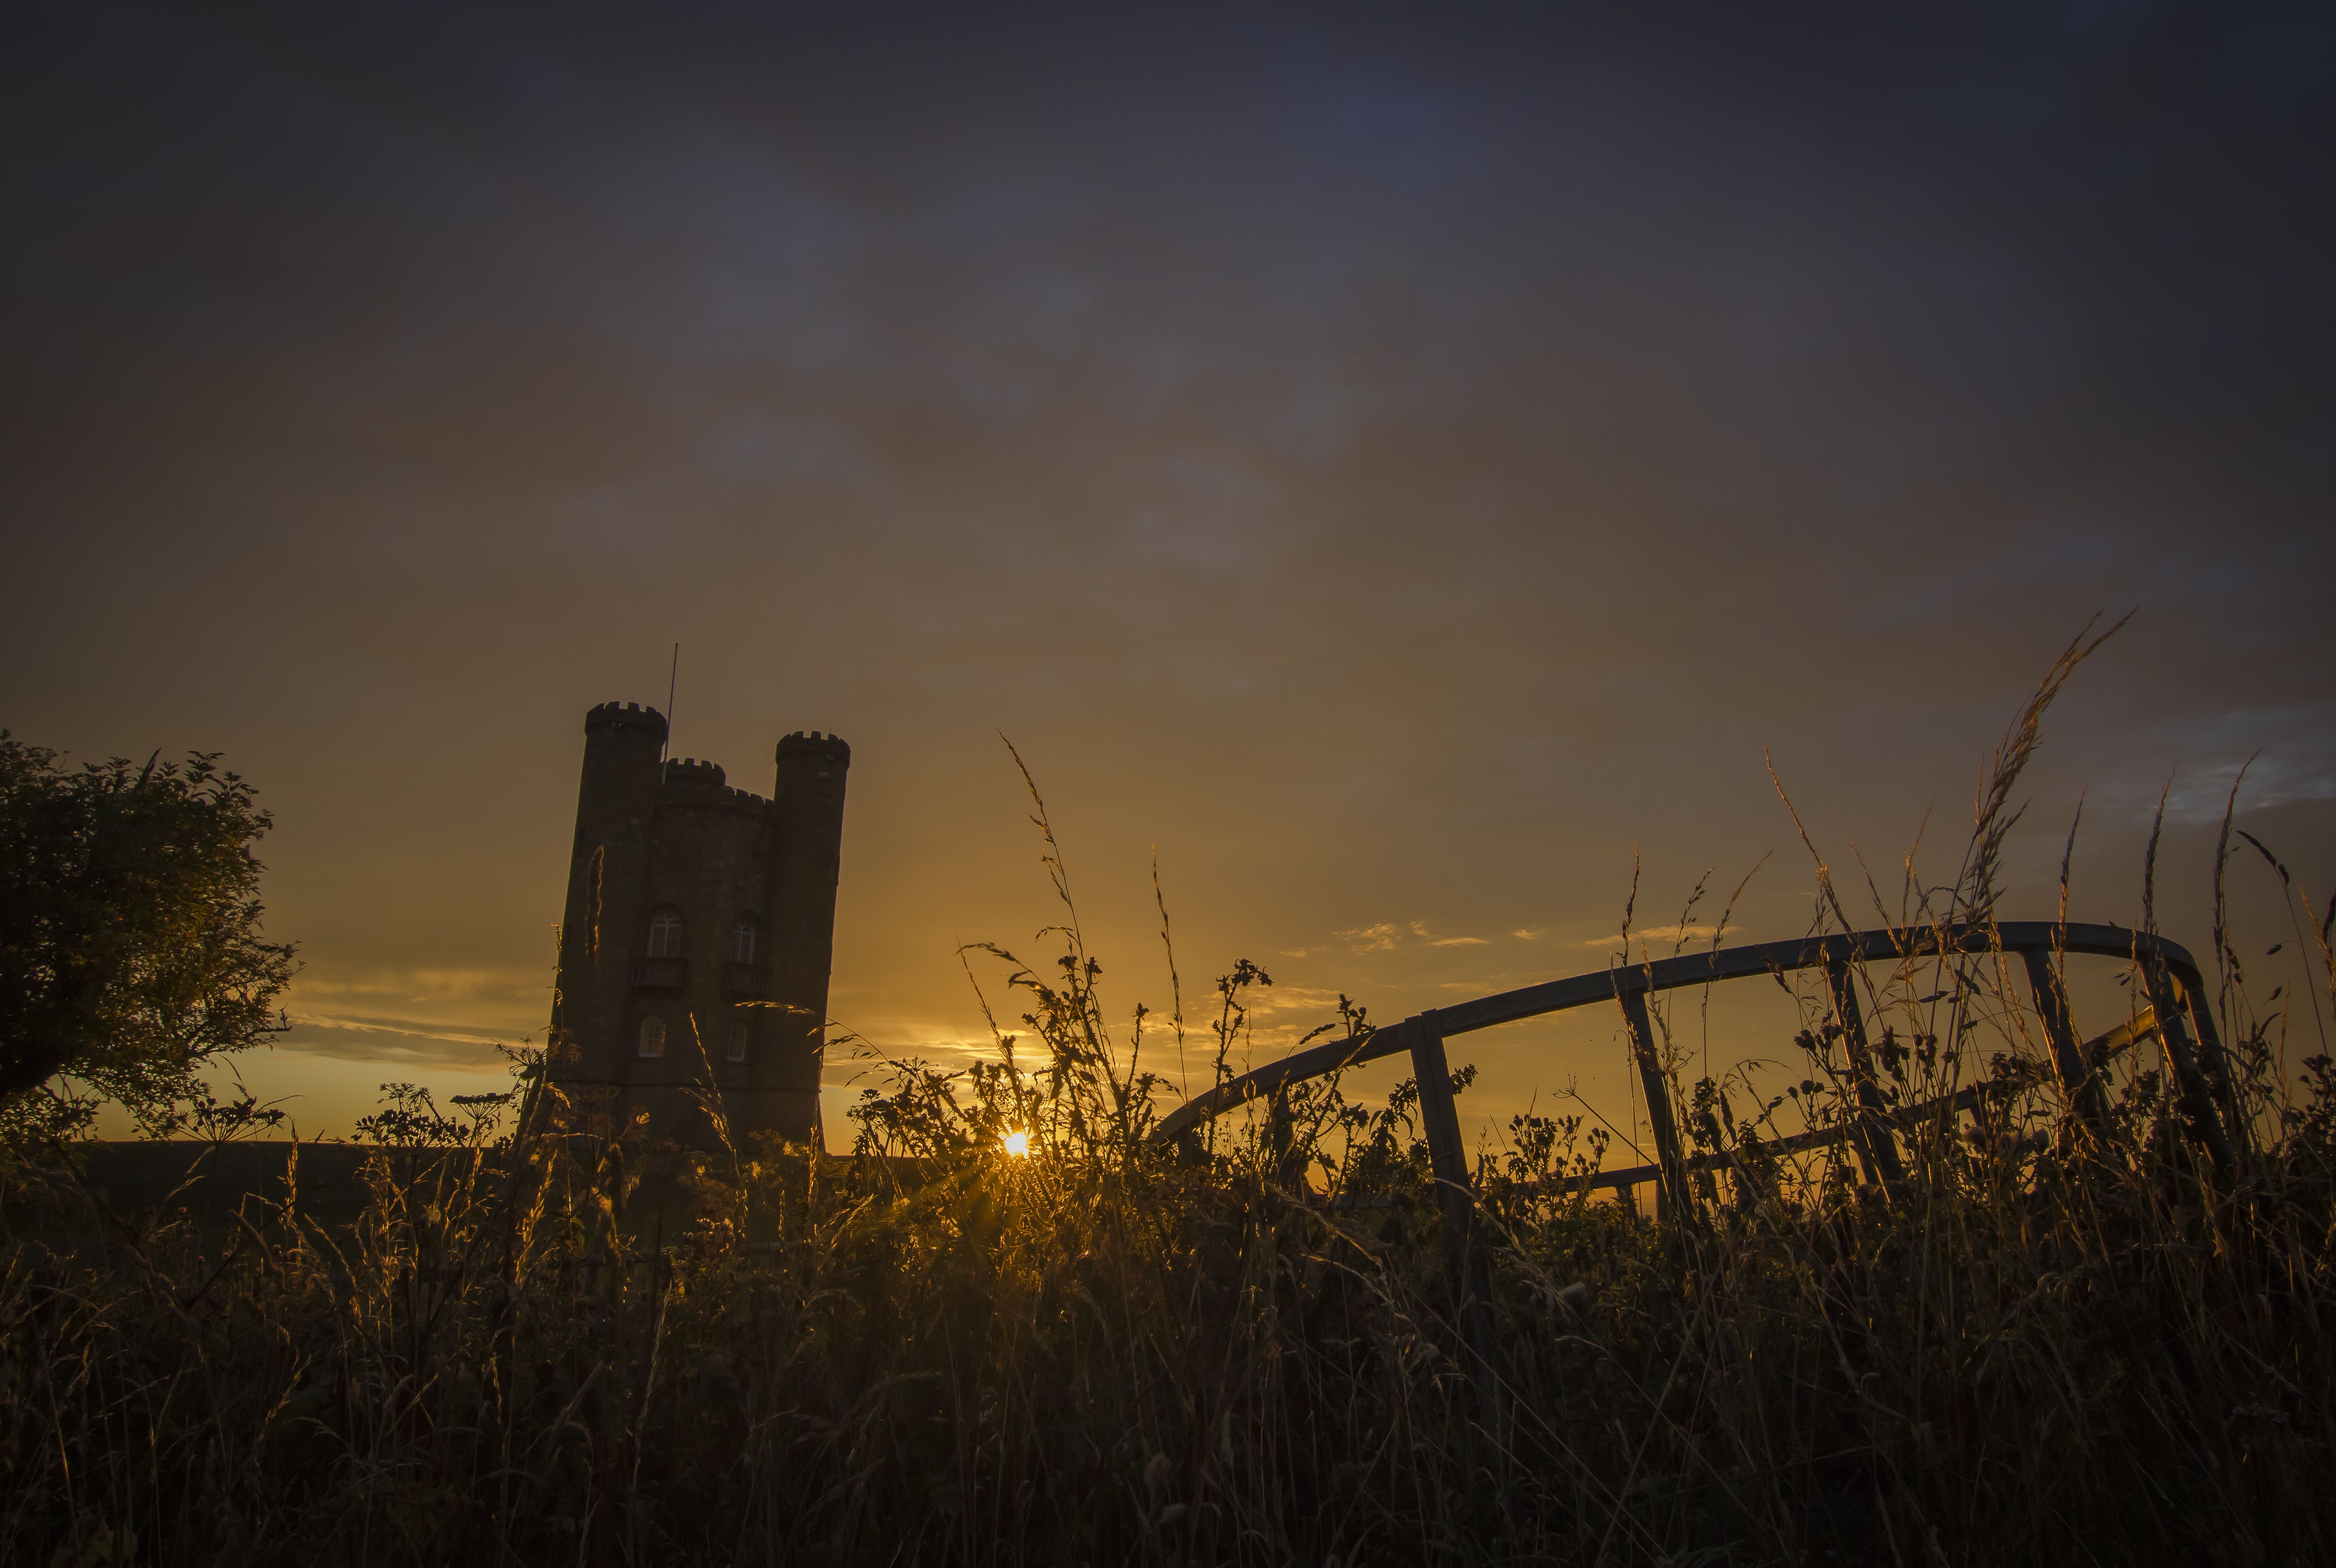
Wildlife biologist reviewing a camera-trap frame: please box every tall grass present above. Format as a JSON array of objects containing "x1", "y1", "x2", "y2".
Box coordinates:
[{"x1": 4, "y1": 697, "x2": 2332, "y2": 1564}]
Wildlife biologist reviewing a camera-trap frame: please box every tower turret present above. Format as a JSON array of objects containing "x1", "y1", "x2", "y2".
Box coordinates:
[
  {"x1": 550, "y1": 702, "x2": 667, "y2": 1082},
  {"x1": 760, "y1": 732, "x2": 852, "y2": 1128}
]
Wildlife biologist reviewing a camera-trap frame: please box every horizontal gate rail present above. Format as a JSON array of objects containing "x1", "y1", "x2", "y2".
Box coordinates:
[{"x1": 1315, "y1": 1082, "x2": 2005, "y2": 1211}]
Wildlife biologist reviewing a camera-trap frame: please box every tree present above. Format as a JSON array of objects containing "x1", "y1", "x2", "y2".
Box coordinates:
[{"x1": 0, "y1": 733, "x2": 297, "y2": 1141}]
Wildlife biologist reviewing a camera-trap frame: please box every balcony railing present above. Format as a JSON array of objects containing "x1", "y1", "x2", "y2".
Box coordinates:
[
  {"x1": 723, "y1": 962, "x2": 771, "y2": 997},
  {"x1": 630, "y1": 956, "x2": 688, "y2": 991}
]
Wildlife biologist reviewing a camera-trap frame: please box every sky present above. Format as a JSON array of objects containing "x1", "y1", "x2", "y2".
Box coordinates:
[{"x1": 5, "y1": 2, "x2": 2332, "y2": 1149}]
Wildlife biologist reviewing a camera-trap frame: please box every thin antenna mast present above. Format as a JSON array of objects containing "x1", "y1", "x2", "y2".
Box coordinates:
[{"x1": 662, "y1": 643, "x2": 679, "y2": 771}]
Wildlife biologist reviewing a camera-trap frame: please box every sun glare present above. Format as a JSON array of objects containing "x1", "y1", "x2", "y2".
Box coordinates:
[{"x1": 1002, "y1": 1130, "x2": 1031, "y2": 1158}]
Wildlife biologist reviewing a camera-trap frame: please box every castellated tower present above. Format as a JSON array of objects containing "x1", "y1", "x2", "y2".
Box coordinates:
[{"x1": 543, "y1": 702, "x2": 850, "y2": 1145}]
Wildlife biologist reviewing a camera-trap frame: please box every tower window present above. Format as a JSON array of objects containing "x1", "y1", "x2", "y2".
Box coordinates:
[
  {"x1": 638, "y1": 1017, "x2": 667, "y2": 1058},
  {"x1": 726, "y1": 1019, "x2": 750, "y2": 1063},
  {"x1": 732, "y1": 915, "x2": 758, "y2": 964},
  {"x1": 646, "y1": 908, "x2": 684, "y2": 959}
]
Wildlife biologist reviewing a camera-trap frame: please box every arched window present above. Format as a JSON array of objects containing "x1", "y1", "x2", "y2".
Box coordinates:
[
  {"x1": 725, "y1": 1018, "x2": 750, "y2": 1063},
  {"x1": 732, "y1": 915, "x2": 758, "y2": 964},
  {"x1": 646, "y1": 908, "x2": 684, "y2": 959},
  {"x1": 638, "y1": 1017, "x2": 666, "y2": 1058}
]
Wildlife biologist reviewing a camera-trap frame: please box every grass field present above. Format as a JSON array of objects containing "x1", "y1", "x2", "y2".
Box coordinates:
[
  {"x1": 5, "y1": 971, "x2": 2331, "y2": 1567},
  {"x1": 8, "y1": 923, "x2": 2335, "y2": 1567}
]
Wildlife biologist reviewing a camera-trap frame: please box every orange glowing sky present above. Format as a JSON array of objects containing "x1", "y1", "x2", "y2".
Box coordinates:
[{"x1": 5, "y1": 4, "x2": 2332, "y2": 1146}]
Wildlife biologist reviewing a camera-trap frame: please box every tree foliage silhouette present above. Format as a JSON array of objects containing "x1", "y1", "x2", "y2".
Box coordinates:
[{"x1": 0, "y1": 733, "x2": 296, "y2": 1139}]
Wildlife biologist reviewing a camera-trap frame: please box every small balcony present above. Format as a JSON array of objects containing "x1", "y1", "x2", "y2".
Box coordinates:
[
  {"x1": 630, "y1": 956, "x2": 688, "y2": 991},
  {"x1": 723, "y1": 961, "x2": 771, "y2": 998}
]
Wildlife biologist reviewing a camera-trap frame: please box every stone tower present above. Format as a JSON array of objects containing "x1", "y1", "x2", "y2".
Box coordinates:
[{"x1": 542, "y1": 701, "x2": 850, "y2": 1145}]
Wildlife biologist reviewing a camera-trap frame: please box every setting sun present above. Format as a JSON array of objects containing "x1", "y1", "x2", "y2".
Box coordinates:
[{"x1": 1002, "y1": 1131, "x2": 1030, "y2": 1158}]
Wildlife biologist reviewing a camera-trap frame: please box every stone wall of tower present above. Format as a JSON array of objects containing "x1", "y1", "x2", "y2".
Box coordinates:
[
  {"x1": 544, "y1": 705, "x2": 849, "y2": 1148},
  {"x1": 626, "y1": 760, "x2": 775, "y2": 1107}
]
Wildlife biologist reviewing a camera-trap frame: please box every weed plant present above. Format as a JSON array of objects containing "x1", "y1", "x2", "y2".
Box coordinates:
[{"x1": 4, "y1": 655, "x2": 2333, "y2": 1565}]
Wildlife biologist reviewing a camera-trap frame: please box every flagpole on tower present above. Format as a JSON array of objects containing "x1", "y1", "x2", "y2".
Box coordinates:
[{"x1": 662, "y1": 642, "x2": 679, "y2": 774}]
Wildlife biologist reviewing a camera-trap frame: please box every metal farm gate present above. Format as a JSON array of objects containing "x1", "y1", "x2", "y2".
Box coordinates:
[{"x1": 1150, "y1": 920, "x2": 2240, "y2": 1400}]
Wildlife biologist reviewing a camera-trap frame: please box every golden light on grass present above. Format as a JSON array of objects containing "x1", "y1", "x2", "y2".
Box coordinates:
[{"x1": 1002, "y1": 1130, "x2": 1030, "y2": 1157}]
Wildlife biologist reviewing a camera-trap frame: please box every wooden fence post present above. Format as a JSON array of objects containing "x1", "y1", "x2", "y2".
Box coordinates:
[
  {"x1": 1410, "y1": 1011, "x2": 1501, "y2": 1433},
  {"x1": 1617, "y1": 986, "x2": 1694, "y2": 1225},
  {"x1": 1823, "y1": 958, "x2": 1908, "y2": 1186}
]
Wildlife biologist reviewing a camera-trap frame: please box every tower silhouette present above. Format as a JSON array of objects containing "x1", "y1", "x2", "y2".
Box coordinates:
[{"x1": 543, "y1": 702, "x2": 849, "y2": 1144}]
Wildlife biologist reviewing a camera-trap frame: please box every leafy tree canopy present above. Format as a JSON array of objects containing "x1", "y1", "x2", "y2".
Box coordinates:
[{"x1": 0, "y1": 733, "x2": 297, "y2": 1143}]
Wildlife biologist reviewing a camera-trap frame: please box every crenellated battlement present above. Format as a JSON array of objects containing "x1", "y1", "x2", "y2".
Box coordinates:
[
  {"x1": 585, "y1": 700, "x2": 669, "y2": 740},
  {"x1": 657, "y1": 757, "x2": 774, "y2": 812},
  {"x1": 777, "y1": 730, "x2": 851, "y2": 764}
]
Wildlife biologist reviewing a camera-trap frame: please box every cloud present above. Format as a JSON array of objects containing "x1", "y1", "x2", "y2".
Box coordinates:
[
  {"x1": 1335, "y1": 923, "x2": 1404, "y2": 953},
  {"x1": 288, "y1": 1009, "x2": 517, "y2": 1043},
  {"x1": 2096, "y1": 710, "x2": 2336, "y2": 826},
  {"x1": 1333, "y1": 920, "x2": 1489, "y2": 952},
  {"x1": 296, "y1": 968, "x2": 545, "y2": 1007},
  {"x1": 278, "y1": 1011, "x2": 523, "y2": 1068},
  {"x1": 271, "y1": 964, "x2": 554, "y2": 1071},
  {"x1": 829, "y1": 1029, "x2": 1004, "y2": 1070},
  {"x1": 1581, "y1": 923, "x2": 1735, "y2": 951},
  {"x1": 1242, "y1": 983, "x2": 1351, "y2": 1017}
]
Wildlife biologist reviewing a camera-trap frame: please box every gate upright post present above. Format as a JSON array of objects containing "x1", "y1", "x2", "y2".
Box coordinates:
[
  {"x1": 2022, "y1": 947, "x2": 2109, "y2": 1134},
  {"x1": 1410, "y1": 1011, "x2": 1501, "y2": 1437},
  {"x1": 2179, "y1": 976, "x2": 2250, "y2": 1162},
  {"x1": 1823, "y1": 958, "x2": 1908, "y2": 1187},
  {"x1": 2137, "y1": 957, "x2": 2238, "y2": 1180},
  {"x1": 1618, "y1": 986, "x2": 1694, "y2": 1225}
]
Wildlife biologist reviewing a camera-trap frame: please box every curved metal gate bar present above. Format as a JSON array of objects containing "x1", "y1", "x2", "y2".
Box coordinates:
[{"x1": 1151, "y1": 920, "x2": 2236, "y2": 1182}]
